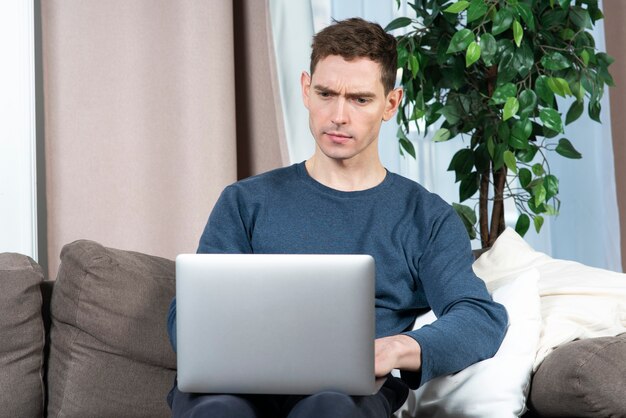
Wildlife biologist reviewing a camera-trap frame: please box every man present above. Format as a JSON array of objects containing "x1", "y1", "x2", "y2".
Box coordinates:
[{"x1": 167, "y1": 17, "x2": 507, "y2": 418}]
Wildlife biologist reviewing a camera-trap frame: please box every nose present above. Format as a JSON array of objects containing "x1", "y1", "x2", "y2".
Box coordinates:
[{"x1": 331, "y1": 98, "x2": 348, "y2": 125}]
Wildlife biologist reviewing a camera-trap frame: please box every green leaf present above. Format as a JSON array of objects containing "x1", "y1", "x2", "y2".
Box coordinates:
[
  {"x1": 513, "y1": 20, "x2": 523, "y2": 47},
  {"x1": 517, "y1": 144, "x2": 538, "y2": 163},
  {"x1": 532, "y1": 163, "x2": 545, "y2": 176},
  {"x1": 433, "y1": 128, "x2": 451, "y2": 142},
  {"x1": 409, "y1": 54, "x2": 419, "y2": 78},
  {"x1": 503, "y1": 150, "x2": 518, "y2": 174},
  {"x1": 399, "y1": 137, "x2": 416, "y2": 158},
  {"x1": 589, "y1": 101, "x2": 602, "y2": 123},
  {"x1": 444, "y1": 1, "x2": 470, "y2": 13},
  {"x1": 498, "y1": 122, "x2": 510, "y2": 143},
  {"x1": 474, "y1": 144, "x2": 491, "y2": 173},
  {"x1": 503, "y1": 97, "x2": 519, "y2": 121},
  {"x1": 491, "y1": 83, "x2": 516, "y2": 105},
  {"x1": 535, "y1": 75, "x2": 554, "y2": 105},
  {"x1": 558, "y1": 0, "x2": 572, "y2": 8},
  {"x1": 448, "y1": 149, "x2": 475, "y2": 182},
  {"x1": 447, "y1": 29, "x2": 476, "y2": 54},
  {"x1": 570, "y1": 6, "x2": 592, "y2": 29},
  {"x1": 487, "y1": 136, "x2": 495, "y2": 158},
  {"x1": 544, "y1": 204, "x2": 559, "y2": 216},
  {"x1": 547, "y1": 77, "x2": 572, "y2": 98},
  {"x1": 566, "y1": 100, "x2": 584, "y2": 125},
  {"x1": 480, "y1": 33, "x2": 497, "y2": 66},
  {"x1": 492, "y1": 8, "x2": 513, "y2": 35},
  {"x1": 397, "y1": 47, "x2": 409, "y2": 68},
  {"x1": 452, "y1": 203, "x2": 477, "y2": 240},
  {"x1": 497, "y1": 49, "x2": 517, "y2": 83},
  {"x1": 555, "y1": 138, "x2": 582, "y2": 159},
  {"x1": 384, "y1": 17, "x2": 412, "y2": 32},
  {"x1": 544, "y1": 174, "x2": 559, "y2": 199},
  {"x1": 533, "y1": 183, "x2": 547, "y2": 207},
  {"x1": 466, "y1": 41, "x2": 481, "y2": 67},
  {"x1": 515, "y1": 214, "x2": 530, "y2": 236},
  {"x1": 518, "y1": 89, "x2": 537, "y2": 118},
  {"x1": 510, "y1": 119, "x2": 532, "y2": 149},
  {"x1": 580, "y1": 50, "x2": 590, "y2": 66},
  {"x1": 519, "y1": 168, "x2": 532, "y2": 188},
  {"x1": 514, "y1": 3, "x2": 535, "y2": 32},
  {"x1": 542, "y1": 8, "x2": 567, "y2": 29},
  {"x1": 439, "y1": 104, "x2": 462, "y2": 124},
  {"x1": 459, "y1": 172, "x2": 479, "y2": 202},
  {"x1": 513, "y1": 43, "x2": 534, "y2": 77},
  {"x1": 540, "y1": 108, "x2": 563, "y2": 133},
  {"x1": 571, "y1": 81, "x2": 585, "y2": 101},
  {"x1": 534, "y1": 215, "x2": 545, "y2": 233},
  {"x1": 493, "y1": 143, "x2": 508, "y2": 171},
  {"x1": 467, "y1": 0, "x2": 489, "y2": 23},
  {"x1": 541, "y1": 52, "x2": 571, "y2": 71},
  {"x1": 560, "y1": 28, "x2": 575, "y2": 41}
]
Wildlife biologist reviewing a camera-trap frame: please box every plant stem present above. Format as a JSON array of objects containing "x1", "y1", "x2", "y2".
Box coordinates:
[
  {"x1": 488, "y1": 166, "x2": 507, "y2": 247},
  {"x1": 479, "y1": 167, "x2": 490, "y2": 248}
]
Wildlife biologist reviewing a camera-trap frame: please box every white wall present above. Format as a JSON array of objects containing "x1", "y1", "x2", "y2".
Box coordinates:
[{"x1": 0, "y1": 0, "x2": 38, "y2": 259}]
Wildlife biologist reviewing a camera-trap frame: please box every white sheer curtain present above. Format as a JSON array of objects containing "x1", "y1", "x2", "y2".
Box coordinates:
[
  {"x1": 0, "y1": 0, "x2": 38, "y2": 259},
  {"x1": 270, "y1": 0, "x2": 622, "y2": 271},
  {"x1": 268, "y1": 0, "x2": 316, "y2": 164}
]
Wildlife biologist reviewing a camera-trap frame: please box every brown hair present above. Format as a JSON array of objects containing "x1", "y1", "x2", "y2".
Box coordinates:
[{"x1": 310, "y1": 18, "x2": 398, "y2": 94}]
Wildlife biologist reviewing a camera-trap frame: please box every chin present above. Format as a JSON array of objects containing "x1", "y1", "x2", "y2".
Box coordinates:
[{"x1": 320, "y1": 150, "x2": 359, "y2": 161}]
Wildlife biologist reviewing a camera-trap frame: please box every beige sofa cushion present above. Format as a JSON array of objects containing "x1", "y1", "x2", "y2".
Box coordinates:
[
  {"x1": 0, "y1": 253, "x2": 45, "y2": 418},
  {"x1": 47, "y1": 240, "x2": 176, "y2": 418}
]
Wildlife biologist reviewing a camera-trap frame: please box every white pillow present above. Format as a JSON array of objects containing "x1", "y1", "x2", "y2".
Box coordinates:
[
  {"x1": 407, "y1": 269, "x2": 541, "y2": 418},
  {"x1": 473, "y1": 227, "x2": 626, "y2": 369}
]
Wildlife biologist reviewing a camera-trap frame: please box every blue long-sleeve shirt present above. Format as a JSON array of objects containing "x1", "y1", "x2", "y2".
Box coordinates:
[{"x1": 168, "y1": 162, "x2": 507, "y2": 388}]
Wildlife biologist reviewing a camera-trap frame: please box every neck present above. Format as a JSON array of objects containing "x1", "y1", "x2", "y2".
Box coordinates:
[{"x1": 305, "y1": 154, "x2": 386, "y2": 192}]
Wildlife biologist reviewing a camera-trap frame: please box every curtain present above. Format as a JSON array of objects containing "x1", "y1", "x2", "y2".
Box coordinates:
[
  {"x1": 40, "y1": 0, "x2": 288, "y2": 278},
  {"x1": 279, "y1": 0, "x2": 622, "y2": 271},
  {"x1": 0, "y1": 1, "x2": 37, "y2": 259},
  {"x1": 268, "y1": 0, "x2": 316, "y2": 164},
  {"x1": 604, "y1": 1, "x2": 626, "y2": 273},
  {"x1": 522, "y1": 0, "x2": 621, "y2": 272}
]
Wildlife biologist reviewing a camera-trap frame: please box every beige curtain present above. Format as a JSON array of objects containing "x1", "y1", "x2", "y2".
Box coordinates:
[
  {"x1": 604, "y1": 1, "x2": 626, "y2": 272},
  {"x1": 41, "y1": 0, "x2": 288, "y2": 278}
]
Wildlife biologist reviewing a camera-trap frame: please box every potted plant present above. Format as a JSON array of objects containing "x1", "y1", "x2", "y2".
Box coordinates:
[{"x1": 386, "y1": 0, "x2": 613, "y2": 247}]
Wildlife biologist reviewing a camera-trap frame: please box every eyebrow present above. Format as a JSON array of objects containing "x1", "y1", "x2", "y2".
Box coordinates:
[{"x1": 313, "y1": 85, "x2": 376, "y2": 99}]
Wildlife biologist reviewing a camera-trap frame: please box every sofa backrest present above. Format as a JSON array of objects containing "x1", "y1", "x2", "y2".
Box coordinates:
[
  {"x1": 0, "y1": 253, "x2": 46, "y2": 417},
  {"x1": 46, "y1": 239, "x2": 176, "y2": 418}
]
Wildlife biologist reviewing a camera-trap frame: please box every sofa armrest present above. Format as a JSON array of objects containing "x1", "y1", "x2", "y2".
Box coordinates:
[{"x1": 528, "y1": 334, "x2": 626, "y2": 417}]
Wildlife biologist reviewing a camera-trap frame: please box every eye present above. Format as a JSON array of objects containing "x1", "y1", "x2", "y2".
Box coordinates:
[
  {"x1": 318, "y1": 91, "x2": 331, "y2": 98},
  {"x1": 355, "y1": 97, "x2": 369, "y2": 104}
]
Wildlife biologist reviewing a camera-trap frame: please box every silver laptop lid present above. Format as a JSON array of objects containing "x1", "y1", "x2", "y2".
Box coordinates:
[{"x1": 176, "y1": 254, "x2": 378, "y2": 395}]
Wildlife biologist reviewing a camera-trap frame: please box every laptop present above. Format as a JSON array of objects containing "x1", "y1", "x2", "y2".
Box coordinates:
[{"x1": 175, "y1": 253, "x2": 387, "y2": 395}]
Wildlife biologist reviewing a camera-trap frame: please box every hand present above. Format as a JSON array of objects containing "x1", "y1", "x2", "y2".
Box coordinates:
[{"x1": 374, "y1": 335, "x2": 422, "y2": 377}]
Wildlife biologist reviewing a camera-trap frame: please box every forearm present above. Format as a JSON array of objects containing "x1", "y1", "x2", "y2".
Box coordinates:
[{"x1": 406, "y1": 300, "x2": 507, "y2": 385}]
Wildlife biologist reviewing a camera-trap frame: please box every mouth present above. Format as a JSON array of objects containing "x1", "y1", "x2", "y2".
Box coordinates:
[{"x1": 324, "y1": 131, "x2": 353, "y2": 144}]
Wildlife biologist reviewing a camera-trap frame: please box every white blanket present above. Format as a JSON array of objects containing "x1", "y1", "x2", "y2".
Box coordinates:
[{"x1": 472, "y1": 228, "x2": 626, "y2": 369}]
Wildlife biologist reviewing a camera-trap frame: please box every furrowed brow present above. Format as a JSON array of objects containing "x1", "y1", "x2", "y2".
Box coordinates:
[
  {"x1": 313, "y1": 85, "x2": 376, "y2": 99},
  {"x1": 345, "y1": 91, "x2": 376, "y2": 100},
  {"x1": 313, "y1": 85, "x2": 338, "y2": 95}
]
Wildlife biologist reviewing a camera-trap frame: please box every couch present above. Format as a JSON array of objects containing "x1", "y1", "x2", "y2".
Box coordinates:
[{"x1": 1, "y1": 239, "x2": 625, "y2": 417}]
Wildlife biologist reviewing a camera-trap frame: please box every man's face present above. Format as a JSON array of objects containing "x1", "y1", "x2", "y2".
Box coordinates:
[{"x1": 301, "y1": 55, "x2": 402, "y2": 164}]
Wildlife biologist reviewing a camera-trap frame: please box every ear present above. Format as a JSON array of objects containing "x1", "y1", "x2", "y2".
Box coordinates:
[
  {"x1": 301, "y1": 71, "x2": 312, "y2": 110},
  {"x1": 382, "y1": 88, "x2": 403, "y2": 121}
]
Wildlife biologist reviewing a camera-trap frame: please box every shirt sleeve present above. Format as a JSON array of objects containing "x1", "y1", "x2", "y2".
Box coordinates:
[
  {"x1": 401, "y1": 208, "x2": 508, "y2": 388},
  {"x1": 166, "y1": 185, "x2": 254, "y2": 353}
]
